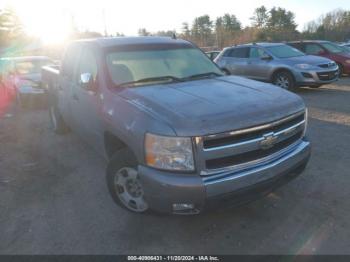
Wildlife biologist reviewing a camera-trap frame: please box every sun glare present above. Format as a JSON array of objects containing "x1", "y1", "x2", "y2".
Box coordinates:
[{"x1": 25, "y1": 18, "x2": 70, "y2": 45}]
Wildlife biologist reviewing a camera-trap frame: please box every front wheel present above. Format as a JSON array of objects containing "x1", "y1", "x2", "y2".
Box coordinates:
[
  {"x1": 106, "y1": 148, "x2": 149, "y2": 213},
  {"x1": 272, "y1": 71, "x2": 296, "y2": 91}
]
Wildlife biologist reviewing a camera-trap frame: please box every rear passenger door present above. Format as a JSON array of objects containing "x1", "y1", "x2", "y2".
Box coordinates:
[
  {"x1": 246, "y1": 47, "x2": 272, "y2": 81},
  {"x1": 222, "y1": 47, "x2": 249, "y2": 76}
]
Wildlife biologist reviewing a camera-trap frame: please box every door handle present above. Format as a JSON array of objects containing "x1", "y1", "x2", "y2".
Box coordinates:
[{"x1": 72, "y1": 93, "x2": 79, "y2": 101}]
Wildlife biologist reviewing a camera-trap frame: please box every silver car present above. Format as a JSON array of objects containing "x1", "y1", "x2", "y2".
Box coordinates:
[{"x1": 215, "y1": 43, "x2": 339, "y2": 90}]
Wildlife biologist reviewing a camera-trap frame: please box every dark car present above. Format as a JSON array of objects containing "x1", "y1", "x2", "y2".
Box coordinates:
[
  {"x1": 287, "y1": 40, "x2": 350, "y2": 76},
  {"x1": 0, "y1": 56, "x2": 54, "y2": 107},
  {"x1": 340, "y1": 43, "x2": 350, "y2": 53}
]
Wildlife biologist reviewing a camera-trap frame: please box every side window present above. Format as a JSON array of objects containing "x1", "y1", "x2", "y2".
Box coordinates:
[
  {"x1": 288, "y1": 43, "x2": 301, "y2": 50},
  {"x1": 76, "y1": 47, "x2": 98, "y2": 87},
  {"x1": 304, "y1": 44, "x2": 324, "y2": 55},
  {"x1": 226, "y1": 47, "x2": 249, "y2": 58},
  {"x1": 61, "y1": 45, "x2": 81, "y2": 81},
  {"x1": 249, "y1": 47, "x2": 267, "y2": 58},
  {"x1": 223, "y1": 49, "x2": 233, "y2": 57}
]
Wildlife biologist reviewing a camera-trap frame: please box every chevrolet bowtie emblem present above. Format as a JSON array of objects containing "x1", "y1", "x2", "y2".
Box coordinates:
[{"x1": 260, "y1": 132, "x2": 278, "y2": 150}]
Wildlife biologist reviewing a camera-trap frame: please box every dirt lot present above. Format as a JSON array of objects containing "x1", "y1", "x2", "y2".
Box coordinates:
[{"x1": 0, "y1": 79, "x2": 350, "y2": 255}]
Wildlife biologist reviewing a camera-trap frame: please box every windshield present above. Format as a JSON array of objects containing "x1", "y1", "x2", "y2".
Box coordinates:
[
  {"x1": 266, "y1": 45, "x2": 305, "y2": 58},
  {"x1": 105, "y1": 47, "x2": 223, "y2": 87},
  {"x1": 15, "y1": 59, "x2": 51, "y2": 75},
  {"x1": 321, "y1": 42, "x2": 344, "y2": 53}
]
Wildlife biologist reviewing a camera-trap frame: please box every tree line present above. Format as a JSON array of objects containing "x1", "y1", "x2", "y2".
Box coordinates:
[
  {"x1": 139, "y1": 6, "x2": 350, "y2": 50},
  {"x1": 1, "y1": 6, "x2": 350, "y2": 54}
]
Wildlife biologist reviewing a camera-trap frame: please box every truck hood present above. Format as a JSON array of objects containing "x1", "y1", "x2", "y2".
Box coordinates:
[{"x1": 118, "y1": 76, "x2": 305, "y2": 136}]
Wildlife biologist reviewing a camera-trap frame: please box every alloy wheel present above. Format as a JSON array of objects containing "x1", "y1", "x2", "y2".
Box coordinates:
[
  {"x1": 274, "y1": 75, "x2": 290, "y2": 89},
  {"x1": 113, "y1": 167, "x2": 148, "y2": 212}
]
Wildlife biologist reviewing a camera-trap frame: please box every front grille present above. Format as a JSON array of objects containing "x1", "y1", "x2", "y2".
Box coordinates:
[
  {"x1": 203, "y1": 113, "x2": 304, "y2": 149},
  {"x1": 318, "y1": 62, "x2": 335, "y2": 68},
  {"x1": 198, "y1": 111, "x2": 306, "y2": 174},
  {"x1": 317, "y1": 70, "x2": 338, "y2": 81},
  {"x1": 205, "y1": 131, "x2": 303, "y2": 169}
]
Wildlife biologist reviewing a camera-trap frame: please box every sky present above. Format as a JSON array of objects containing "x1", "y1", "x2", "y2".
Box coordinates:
[{"x1": 1, "y1": 0, "x2": 350, "y2": 43}]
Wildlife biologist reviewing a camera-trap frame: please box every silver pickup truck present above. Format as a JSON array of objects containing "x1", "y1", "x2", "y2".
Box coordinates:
[{"x1": 42, "y1": 37, "x2": 311, "y2": 215}]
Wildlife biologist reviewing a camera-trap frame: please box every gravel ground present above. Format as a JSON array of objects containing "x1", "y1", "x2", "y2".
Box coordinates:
[{"x1": 0, "y1": 78, "x2": 349, "y2": 255}]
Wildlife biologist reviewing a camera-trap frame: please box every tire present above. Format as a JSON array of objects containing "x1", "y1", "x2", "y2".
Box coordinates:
[
  {"x1": 272, "y1": 70, "x2": 296, "y2": 91},
  {"x1": 221, "y1": 68, "x2": 231, "y2": 75},
  {"x1": 309, "y1": 85, "x2": 321, "y2": 88},
  {"x1": 49, "y1": 103, "x2": 69, "y2": 134},
  {"x1": 337, "y1": 63, "x2": 343, "y2": 77},
  {"x1": 106, "y1": 148, "x2": 149, "y2": 214}
]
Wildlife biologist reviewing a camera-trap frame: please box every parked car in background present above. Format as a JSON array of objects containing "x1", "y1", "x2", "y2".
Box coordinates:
[
  {"x1": 287, "y1": 40, "x2": 350, "y2": 76},
  {"x1": 0, "y1": 56, "x2": 54, "y2": 107},
  {"x1": 340, "y1": 43, "x2": 350, "y2": 53},
  {"x1": 214, "y1": 43, "x2": 338, "y2": 90},
  {"x1": 205, "y1": 50, "x2": 220, "y2": 61},
  {"x1": 42, "y1": 37, "x2": 310, "y2": 214}
]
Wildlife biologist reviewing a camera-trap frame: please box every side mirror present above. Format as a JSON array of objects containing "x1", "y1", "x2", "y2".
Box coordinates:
[
  {"x1": 79, "y1": 73, "x2": 96, "y2": 91},
  {"x1": 261, "y1": 54, "x2": 272, "y2": 61}
]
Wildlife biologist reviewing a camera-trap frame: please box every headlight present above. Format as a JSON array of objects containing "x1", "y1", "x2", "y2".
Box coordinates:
[
  {"x1": 345, "y1": 60, "x2": 350, "y2": 64},
  {"x1": 145, "y1": 133, "x2": 194, "y2": 171},
  {"x1": 295, "y1": 64, "x2": 313, "y2": 69}
]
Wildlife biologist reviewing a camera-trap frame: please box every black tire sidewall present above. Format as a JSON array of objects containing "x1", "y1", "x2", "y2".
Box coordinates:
[{"x1": 48, "y1": 94, "x2": 68, "y2": 134}]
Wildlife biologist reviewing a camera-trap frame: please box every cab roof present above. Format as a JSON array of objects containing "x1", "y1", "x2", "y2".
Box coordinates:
[{"x1": 73, "y1": 36, "x2": 192, "y2": 49}]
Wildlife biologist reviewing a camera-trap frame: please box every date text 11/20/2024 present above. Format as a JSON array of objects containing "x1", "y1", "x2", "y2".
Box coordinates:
[{"x1": 127, "y1": 255, "x2": 219, "y2": 261}]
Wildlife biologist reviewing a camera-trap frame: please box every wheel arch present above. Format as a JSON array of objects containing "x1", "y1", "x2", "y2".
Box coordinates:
[
  {"x1": 104, "y1": 131, "x2": 137, "y2": 161},
  {"x1": 270, "y1": 67, "x2": 296, "y2": 83}
]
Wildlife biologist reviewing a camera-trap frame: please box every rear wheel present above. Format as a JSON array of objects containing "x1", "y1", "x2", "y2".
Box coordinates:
[
  {"x1": 49, "y1": 104, "x2": 69, "y2": 134},
  {"x1": 272, "y1": 71, "x2": 296, "y2": 91},
  {"x1": 106, "y1": 148, "x2": 149, "y2": 213}
]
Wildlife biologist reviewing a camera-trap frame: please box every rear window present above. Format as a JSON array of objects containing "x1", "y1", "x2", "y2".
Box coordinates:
[
  {"x1": 61, "y1": 45, "x2": 82, "y2": 80},
  {"x1": 224, "y1": 47, "x2": 249, "y2": 58},
  {"x1": 288, "y1": 43, "x2": 302, "y2": 50}
]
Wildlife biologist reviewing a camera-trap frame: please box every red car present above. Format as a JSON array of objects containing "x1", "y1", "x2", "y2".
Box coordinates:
[{"x1": 288, "y1": 40, "x2": 350, "y2": 76}]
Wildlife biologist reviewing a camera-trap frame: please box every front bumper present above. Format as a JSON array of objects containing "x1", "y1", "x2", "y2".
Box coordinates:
[
  {"x1": 139, "y1": 139, "x2": 311, "y2": 214},
  {"x1": 292, "y1": 68, "x2": 339, "y2": 86}
]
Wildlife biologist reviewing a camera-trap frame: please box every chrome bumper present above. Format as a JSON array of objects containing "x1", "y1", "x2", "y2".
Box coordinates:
[
  {"x1": 139, "y1": 139, "x2": 310, "y2": 214},
  {"x1": 204, "y1": 140, "x2": 310, "y2": 197}
]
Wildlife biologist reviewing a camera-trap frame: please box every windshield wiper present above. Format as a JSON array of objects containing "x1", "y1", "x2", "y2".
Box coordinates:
[
  {"x1": 117, "y1": 76, "x2": 183, "y2": 87},
  {"x1": 182, "y1": 72, "x2": 223, "y2": 81}
]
